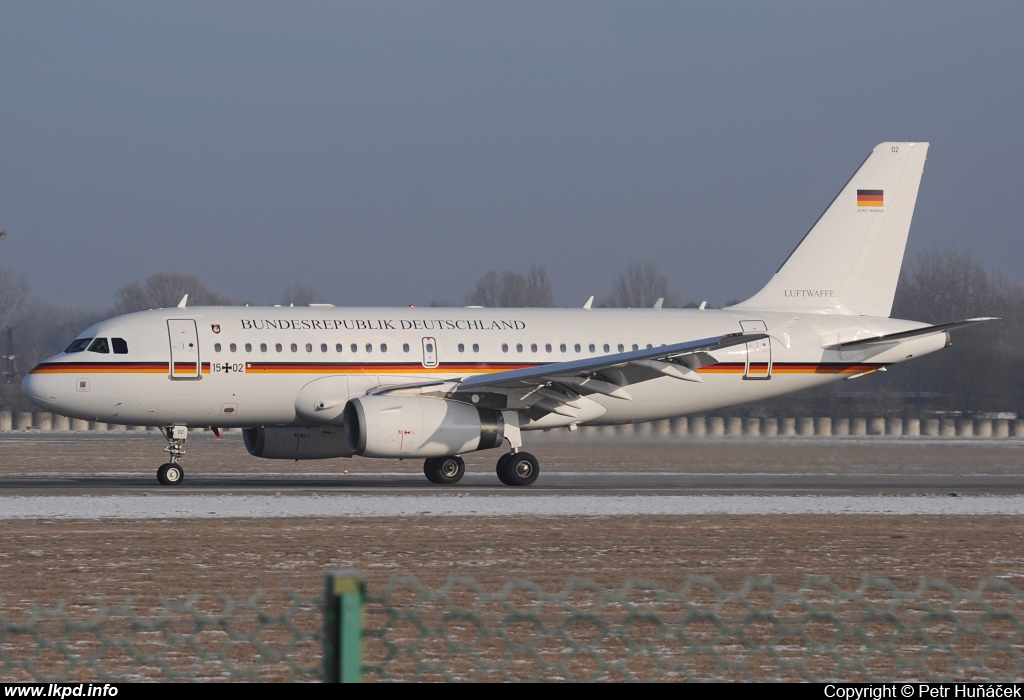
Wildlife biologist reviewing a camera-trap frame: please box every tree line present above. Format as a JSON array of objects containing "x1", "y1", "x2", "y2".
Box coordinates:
[{"x1": 2, "y1": 253, "x2": 1022, "y2": 418}]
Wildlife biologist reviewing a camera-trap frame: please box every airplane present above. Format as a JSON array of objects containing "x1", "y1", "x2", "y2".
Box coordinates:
[{"x1": 22, "y1": 142, "x2": 993, "y2": 487}]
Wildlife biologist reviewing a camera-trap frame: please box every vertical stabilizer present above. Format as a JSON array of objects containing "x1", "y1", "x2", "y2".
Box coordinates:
[{"x1": 732, "y1": 142, "x2": 929, "y2": 317}]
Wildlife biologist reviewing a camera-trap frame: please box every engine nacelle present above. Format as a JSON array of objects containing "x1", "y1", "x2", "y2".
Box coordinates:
[
  {"x1": 243, "y1": 426, "x2": 354, "y2": 460},
  {"x1": 343, "y1": 395, "x2": 504, "y2": 458}
]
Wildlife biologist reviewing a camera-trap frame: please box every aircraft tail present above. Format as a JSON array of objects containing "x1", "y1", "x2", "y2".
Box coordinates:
[{"x1": 731, "y1": 142, "x2": 929, "y2": 317}]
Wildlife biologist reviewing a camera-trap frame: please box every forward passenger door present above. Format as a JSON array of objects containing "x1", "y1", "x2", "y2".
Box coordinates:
[{"x1": 168, "y1": 319, "x2": 201, "y2": 379}]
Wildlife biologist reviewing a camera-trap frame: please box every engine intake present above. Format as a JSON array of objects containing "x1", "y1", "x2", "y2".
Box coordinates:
[{"x1": 343, "y1": 396, "x2": 504, "y2": 458}]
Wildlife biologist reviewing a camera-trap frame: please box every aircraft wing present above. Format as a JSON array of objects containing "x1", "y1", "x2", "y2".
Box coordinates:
[
  {"x1": 825, "y1": 317, "x2": 997, "y2": 350},
  {"x1": 456, "y1": 332, "x2": 765, "y2": 399}
]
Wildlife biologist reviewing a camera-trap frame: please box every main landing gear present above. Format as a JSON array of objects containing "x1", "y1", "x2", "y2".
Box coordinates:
[
  {"x1": 423, "y1": 456, "x2": 466, "y2": 484},
  {"x1": 158, "y1": 425, "x2": 188, "y2": 486},
  {"x1": 496, "y1": 451, "x2": 540, "y2": 487},
  {"x1": 421, "y1": 451, "x2": 541, "y2": 486}
]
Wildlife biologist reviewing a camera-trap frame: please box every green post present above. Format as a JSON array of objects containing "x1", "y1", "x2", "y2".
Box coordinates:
[{"x1": 324, "y1": 571, "x2": 366, "y2": 683}]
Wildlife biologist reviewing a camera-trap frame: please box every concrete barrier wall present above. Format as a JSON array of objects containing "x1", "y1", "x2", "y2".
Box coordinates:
[
  {"x1": 743, "y1": 417, "x2": 761, "y2": 437},
  {"x1": 2, "y1": 410, "x2": 1023, "y2": 439}
]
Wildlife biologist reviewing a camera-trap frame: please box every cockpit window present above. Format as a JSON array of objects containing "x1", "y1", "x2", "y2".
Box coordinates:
[
  {"x1": 112, "y1": 338, "x2": 128, "y2": 354},
  {"x1": 64, "y1": 338, "x2": 93, "y2": 353},
  {"x1": 87, "y1": 338, "x2": 110, "y2": 354}
]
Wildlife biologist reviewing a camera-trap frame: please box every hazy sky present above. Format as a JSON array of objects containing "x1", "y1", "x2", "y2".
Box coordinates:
[{"x1": 2, "y1": 2, "x2": 1022, "y2": 310}]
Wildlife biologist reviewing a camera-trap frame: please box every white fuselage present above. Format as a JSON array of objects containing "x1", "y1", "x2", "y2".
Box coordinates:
[{"x1": 22, "y1": 305, "x2": 946, "y2": 430}]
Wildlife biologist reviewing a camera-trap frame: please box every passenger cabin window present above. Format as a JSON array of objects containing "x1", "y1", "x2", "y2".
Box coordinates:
[
  {"x1": 351, "y1": 344, "x2": 357, "y2": 353},
  {"x1": 214, "y1": 343, "x2": 222, "y2": 352},
  {"x1": 365, "y1": 343, "x2": 372, "y2": 353},
  {"x1": 380, "y1": 343, "x2": 387, "y2": 353},
  {"x1": 574, "y1": 344, "x2": 581, "y2": 353},
  {"x1": 259, "y1": 343, "x2": 267, "y2": 352},
  {"x1": 472, "y1": 344, "x2": 479, "y2": 353},
  {"x1": 531, "y1": 344, "x2": 538, "y2": 352},
  {"x1": 516, "y1": 343, "x2": 523, "y2": 353},
  {"x1": 618, "y1": 344, "x2": 624, "y2": 352},
  {"x1": 229, "y1": 343, "x2": 237, "y2": 353},
  {"x1": 290, "y1": 343, "x2": 298, "y2": 352},
  {"x1": 588, "y1": 343, "x2": 596, "y2": 353},
  {"x1": 275, "y1": 343, "x2": 283, "y2": 352},
  {"x1": 560, "y1": 344, "x2": 566, "y2": 352},
  {"x1": 64, "y1": 338, "x2": 93, "y2": 353},
  {"x1": 87, "y1": 338, "x2": 110, "y2": 354},
  {"x1": 502, "y1": 343, "x2": 509, "y2": 353},
  {"x1": 321, "y1": 344, "x2": 328, "y2": 353},
  {"x1": 306, "y1": 343, "x2": 313, "y2": 352},
  {"x1": 112, "y1": 338, "x2": 129, "y2": 354},
  {"x1": 403, "y1": 343, "x2": 410, "y2": 352},
  {"x1": 245, "y1": 343, "x2": 252, "y2": 352},
  {"x1": 545, "y1": 344, "x2": 552, "y2": 352},
  {"x1": 336, "y1": 344, "x2": 343, "y2": 352},
  {"x1": 458, "y1": 343, "x2": 465, "y2": 353}
]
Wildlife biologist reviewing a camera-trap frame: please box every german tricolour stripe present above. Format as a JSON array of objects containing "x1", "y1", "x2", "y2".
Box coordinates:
[{"x1": 856, "y1": 189, "x2": 883, "y2": 207}]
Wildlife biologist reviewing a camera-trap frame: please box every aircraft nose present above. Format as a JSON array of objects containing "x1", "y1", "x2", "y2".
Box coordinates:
[{"x1": 22, "y1": 369, "x2": 60, "y2": 409}]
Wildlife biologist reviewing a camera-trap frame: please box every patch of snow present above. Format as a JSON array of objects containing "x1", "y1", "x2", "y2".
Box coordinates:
[{"x1": 0, "y1": 494, "x2": 1023, "y2": 519}]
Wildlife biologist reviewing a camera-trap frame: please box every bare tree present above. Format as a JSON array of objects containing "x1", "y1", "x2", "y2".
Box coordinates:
[
  {"x1": 0, "y1": 268, "x2": 30, "y2": 330},
  {"x1": 113, "y1": 272, "x2": 231, "y2": 313},
  {"x1": 282, "y1": 282, "x2": 319, "y2": 306},
  {"x1": 887, "y1": 248, "x2": 1018, "y2": 415},
  {"x1": 467, "y1": 266, "x2": 554, "y2": 307},
  {"x1": 892, "y1": 248, "x2": 994, "y2": 323},
  {"x1": 606, "y1": 262, "x2": 681, "y2": 308}
]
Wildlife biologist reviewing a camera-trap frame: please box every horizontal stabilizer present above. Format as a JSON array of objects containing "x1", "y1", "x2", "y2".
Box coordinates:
[{"x1": 826, "y1": 318, "x2": 997, "y2": 350}]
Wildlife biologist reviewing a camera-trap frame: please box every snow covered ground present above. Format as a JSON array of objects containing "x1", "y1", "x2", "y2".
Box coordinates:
[{"x1": 3, "y1": 493, "x2": 1024, "y2": 518}]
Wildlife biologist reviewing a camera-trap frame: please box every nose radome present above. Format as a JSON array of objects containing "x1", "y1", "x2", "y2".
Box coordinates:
[{"x1": 22, "y1": 370, "x2": 59, "y2": 409}]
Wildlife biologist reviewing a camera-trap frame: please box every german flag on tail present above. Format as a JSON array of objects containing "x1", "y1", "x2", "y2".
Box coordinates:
[{"x1": 857, "y1": 189, "x2": 884, "y2": 207}]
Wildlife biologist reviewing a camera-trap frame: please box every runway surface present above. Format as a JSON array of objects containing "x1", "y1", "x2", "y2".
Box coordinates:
[{"x1": 2, "y1": 432, "x2": 1023, "y2": 515}]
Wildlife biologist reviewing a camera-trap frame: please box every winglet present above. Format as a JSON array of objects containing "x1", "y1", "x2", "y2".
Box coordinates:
[
  {"x1": 653, "y1": 298, "x2": 664, "y2": 309},
  {"x1": 177, "y1": 294, "x2": 188, "y2": 309},
  {"x1": 583, "y1": 296, "x2": 594, "y2": 310}
]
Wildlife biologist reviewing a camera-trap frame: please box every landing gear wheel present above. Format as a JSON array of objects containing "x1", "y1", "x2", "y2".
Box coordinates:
[
  {"x1": 495, "y1": 453, "x2": 513, "y2": 485},
  {"x1": 496, "y1": 452, "x2": 539, "y2": 487},
  {"x1": 424, "y1": 456, "x2": 465, "y2": 485},
  {"x1": 157, "y1": 462, "x2": 184, "y2": 486}
]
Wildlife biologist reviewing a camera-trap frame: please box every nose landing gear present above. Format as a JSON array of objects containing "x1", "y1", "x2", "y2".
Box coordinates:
[
  {"x1": 158, "y1": 425, "x2": 188, "y2": 486},
  {"x1": 157, "y1": 462, "x2": 184, "y2": 486}
]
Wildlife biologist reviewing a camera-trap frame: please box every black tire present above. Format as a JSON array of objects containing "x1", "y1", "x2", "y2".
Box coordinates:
[
  {"x1": 157, "y1": 462, "x2": 184, "y2": 486},
  {"x1": 495, "y1": 453, "x2": 513, "y2": 485},
  {"x1": 424, "y1": 456, "x2": 465, "y2": 485},
  {"x1": 496, "y1": 452, "x2": 539, "y2": 487},
  {"x1": 423, "y1": 458, "x2": 439, "y2": 483}
]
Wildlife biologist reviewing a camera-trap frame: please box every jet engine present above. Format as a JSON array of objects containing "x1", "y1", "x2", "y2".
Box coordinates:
[
  {"x1": 343, "y1": 395, "x2": 504, "y2": 458},
  {"x1": 243, "y1": 426, "x2": 354, "y2": 460}
]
